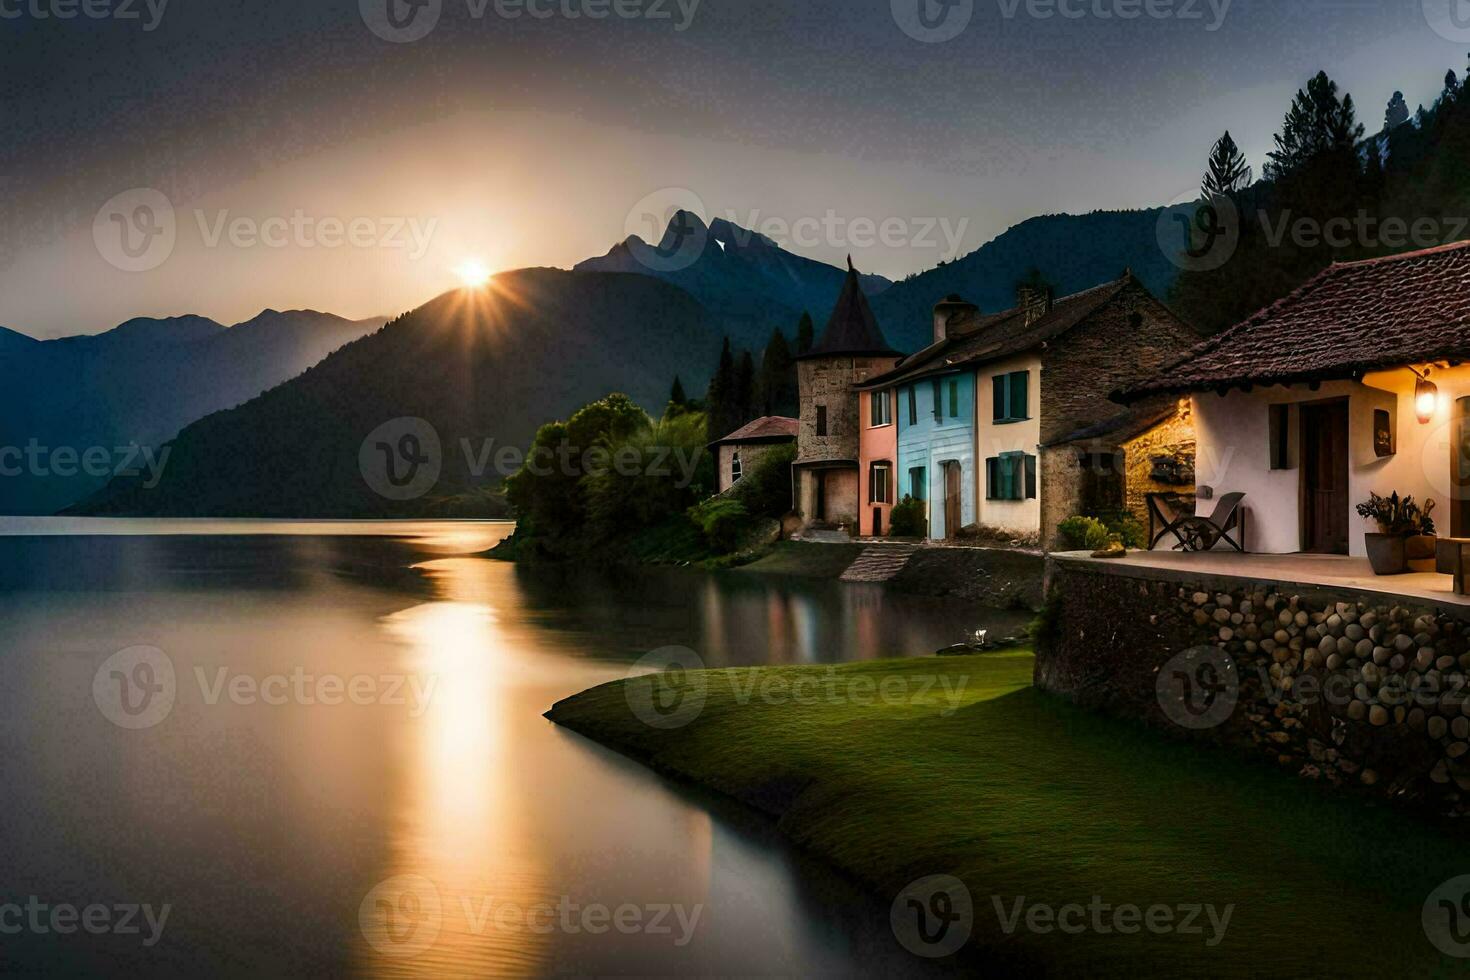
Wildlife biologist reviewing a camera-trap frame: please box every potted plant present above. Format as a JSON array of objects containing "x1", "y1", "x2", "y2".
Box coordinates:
[{"x1": 1356, "y1": 492, "x2": 1436, "y2": 575}]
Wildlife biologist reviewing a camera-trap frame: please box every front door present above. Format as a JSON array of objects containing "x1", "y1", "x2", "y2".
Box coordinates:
[
  {"x1": 1302, "y1": 400, "x2": 1349, "y2": 554},
  {"x1": 814, "y1": 471, "x2": 827, "y2": 521},
  {"x1": 943, "y1": 461, "x2": 962, "y2": 540}
]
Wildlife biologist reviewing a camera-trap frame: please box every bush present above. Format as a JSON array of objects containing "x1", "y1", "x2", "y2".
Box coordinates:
[
  {"x1": 1058, "y1": 516, "x2": 1111, "y2": 551},
  {"x1": 889, "y1": 496, "x2": 928, "y2": 538},
  {"x1": 729, "y1": 443, "x2": 795, "y2": 518},
  {"x1": 688, "y1": 497, "x2": 749, "y2": 554}
]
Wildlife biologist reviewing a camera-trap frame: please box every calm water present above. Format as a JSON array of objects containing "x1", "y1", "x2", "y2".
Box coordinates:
[{"x1": 0, "y1": 520, "x2": 1018, "y2": 977}]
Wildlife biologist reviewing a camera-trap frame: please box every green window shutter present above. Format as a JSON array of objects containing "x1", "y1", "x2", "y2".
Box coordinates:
[
  {"x1": 993, "y1": 375, "x2": 1006, "y2": 422},
  {"x1": 1025, "y1": 454, "x2": 1038, "y2": 499},
  {"x1": 985, "y1": 458, "x2": 998, "y2": 500},
  {"x1": 948, "y1": 380, "x2": 959, "y2": 418},
  {"x1": 1009, "y1": 371, "x2": 1029, "y2": 421}
]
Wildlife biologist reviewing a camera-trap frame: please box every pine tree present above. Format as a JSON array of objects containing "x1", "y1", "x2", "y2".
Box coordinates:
[
  {"x1": 757, "y1": 328, "x2": 797, "y2": 417},
  {"x1": 1264, "y1": 72, "x2": 1364, "y2": 183},
  {"x1": 1200, "y1": 131, "x2": 1253, "y2": 198},
  {"x1": 796, "y1": 311, "x2": 814, "y2": 354},
  {"x1": 705, "y1": 338, "x2": 736, "y2": 441},
  {"x1": 1385, "y1": 90, "x2": 1410, "y2": 132},
  {"x1": 669, "y1": 376, "x2": 687, "y2": 407},
  {"x1": 735, "y1": 350, "x2": 756, "y2": 426}
]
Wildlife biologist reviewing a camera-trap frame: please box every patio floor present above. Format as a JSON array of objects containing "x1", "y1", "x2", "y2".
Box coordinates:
[{"x1": 1052, "y1": 548, "x2": 1470, "y2": 609}]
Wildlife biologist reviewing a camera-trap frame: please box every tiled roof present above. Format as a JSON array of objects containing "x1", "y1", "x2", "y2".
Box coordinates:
[
  {"x1": 1044, "y1": 404, "x2": 1179, "y2": 448},
  {"x1": 856, "y1": 276, "x2": 1129, "y2": 389},
  {"x1": 799, "y1": 259, "x2": 900, "y2": 360},
  {"x1": 710, "y1": 416, "x2": 798, "y2": 445},
  {"x1": 1123, "y1": 240, "x2": 1470, "y2": 400}
]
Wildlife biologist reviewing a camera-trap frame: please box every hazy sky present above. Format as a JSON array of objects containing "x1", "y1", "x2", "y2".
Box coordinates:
[{"x1": 1, "y1": 0, "x2": 1464, "y2": 336}]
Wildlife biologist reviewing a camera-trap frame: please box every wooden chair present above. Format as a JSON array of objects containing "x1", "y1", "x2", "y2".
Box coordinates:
[{"x1": 1171, "y1": 492, "x2": 1248, "y2": 553}]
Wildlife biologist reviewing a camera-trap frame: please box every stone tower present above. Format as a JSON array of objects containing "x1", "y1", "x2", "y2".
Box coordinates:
[{"x1": 793, "y1": 259, "x2": 901, "y2": 530}]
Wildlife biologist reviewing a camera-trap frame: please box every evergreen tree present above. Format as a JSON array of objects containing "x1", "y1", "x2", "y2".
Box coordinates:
[
  {"x1": 735, "y1": 350, "x2": 756, "y2": 426},
  {"x1": 1263, "y1": 71, "x2": 1364, "y2": 184},
  {"x1": 669, "y1": 376, "x2": 687, "y2": 408},
  {"x1": 1448, "y1": 70, "x2": 1461, "y2": 99},
  {"x1": 796, "y1": 311, "x2": 814, "y2": 354},
  {"x1": 757, "y1": 328, "x2": 797, "y2": 417},
  {"x1": 1201, "y1": 131, "x2": 1253, "y2": 197},
  {"x1": 705, "y1": 338, "x2": 737, "y2": 441},
  {"x1": 1385, "y1": 90, "x2": 1410, "y2": 132}
]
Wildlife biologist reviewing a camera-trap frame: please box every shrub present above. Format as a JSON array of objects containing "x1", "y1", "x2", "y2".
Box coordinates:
[
  {"x1": 688, "y1": 497, "x2": 749, "y2": 554},
  {"x1": 889, "y1": 496, "x2": 928, "y2": 538},
  {"x1": 729, "y1": 443, "x2": 796, "y2": 518},
  {"x1": 1058, "y1": 515, "x2": 1111, "y2": 551}
]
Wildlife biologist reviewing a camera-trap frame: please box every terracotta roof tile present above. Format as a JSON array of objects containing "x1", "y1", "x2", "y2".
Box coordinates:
[
  {"x1": 710, "y1": 416, "x2": 799, "y2": 445},
  {"x1": 1125, "y1": 240, "x2": 1470, "y2": 399}
]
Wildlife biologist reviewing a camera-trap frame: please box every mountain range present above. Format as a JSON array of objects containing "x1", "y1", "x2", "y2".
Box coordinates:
[
  {"x1": 0, "y1": 310, "x2": 385, "y2": 514},
  {"x1": 72, "y1": 270, "x2": 719, "y2": 518}
]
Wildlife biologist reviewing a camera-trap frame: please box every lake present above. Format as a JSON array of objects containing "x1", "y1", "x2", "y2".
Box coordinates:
[{"x1": 0, "y1": 520, "x2": 1022, "y2": 977}]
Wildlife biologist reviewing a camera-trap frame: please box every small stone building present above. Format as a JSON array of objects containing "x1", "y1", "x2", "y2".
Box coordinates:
[
  {"x1": 794, "y1": 260, "x2": 901, "y2": 533},
  {"x1": 710, "y1": 417, "x2": 798, "y2": 493}
]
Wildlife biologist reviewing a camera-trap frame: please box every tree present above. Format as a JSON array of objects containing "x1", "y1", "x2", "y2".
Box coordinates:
[
  {"x1": 757, "y1": 328, "x2": 797, "y2": 417},
  {"x1": 1201, "y1": 131, "x2": 1253, "y2": 197},
  {"x1": 1263, "y1": 71, "x2": 1365, "y2": 183},
  {"x1": 669, "y1": 376, "x2": 688, "y2": 409},
  {"x1": 735, "y1": 350, "x2": 756, "y2": 426},
  {"x1": 705, "y1": 338, "x2": 737, "y2": 441},
  {"x1": 796, "y1": 311, "x2": 814, "y2": 354},
  {"x1": 1448, "y1": 70, "x2": 1461, "y2": 99},
  {"x1": 1385, "y1": 90, "x2": 1410, "y2": 132}
]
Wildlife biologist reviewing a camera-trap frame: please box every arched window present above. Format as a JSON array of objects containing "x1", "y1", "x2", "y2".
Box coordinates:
[{"x1": 731, "y1": 450, "x2": 743, "y2": 483}]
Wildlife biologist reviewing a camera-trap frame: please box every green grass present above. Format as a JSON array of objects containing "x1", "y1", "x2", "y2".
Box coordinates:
[
  {"x1": 548, "y1": 652, "x2": 1470, "y2": 976},
  {"x1": 734, "y1": 540, "x2": 864, "y2": 578}
]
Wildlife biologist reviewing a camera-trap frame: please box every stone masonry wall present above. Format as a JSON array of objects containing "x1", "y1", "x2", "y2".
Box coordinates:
[
  {"x1": 717, "y1": 441, "x2": 789, "y2": 494},
  {"x1": 1038, "y1": 559, "x2": 1470, "y2": 815},
  {"x1": 1039, "y1": 282, "x2": 1203, "y2": 447},
  {"x1": 796, "y1": 355, "x2": 897, "y2": 465},
  {"x1": 1121, "y1": 402, "x2": 1196, "y2": 528}
]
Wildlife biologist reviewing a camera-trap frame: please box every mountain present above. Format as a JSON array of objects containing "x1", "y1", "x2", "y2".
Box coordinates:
[
  {"x1": 869, "y1": 209, "x2": 1185, "y2": 352},
  {"x1": 576, "y1": 211, "x2": 891, "y2": 351},
  {"x1": 0, "y1": 310, "x2": 385, "y2": 514},
  {"x1": 71, "y1": 269, "x2": 722, "y2": 518}
]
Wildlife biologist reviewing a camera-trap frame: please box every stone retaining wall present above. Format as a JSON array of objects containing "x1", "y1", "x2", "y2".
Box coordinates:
[{"x1": 1037, "y1": 558, "x2": 1470, "y2": 815}]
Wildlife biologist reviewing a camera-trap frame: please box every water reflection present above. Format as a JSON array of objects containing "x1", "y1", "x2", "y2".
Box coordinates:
[{"x1": 0, "y1": 522, "x2": 985, "y2": 977}]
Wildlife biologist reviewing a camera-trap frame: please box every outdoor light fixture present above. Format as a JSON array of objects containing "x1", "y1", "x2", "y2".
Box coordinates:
[{"x1": 1413, "y1": 368, "x2": 1439, "y2": 424}]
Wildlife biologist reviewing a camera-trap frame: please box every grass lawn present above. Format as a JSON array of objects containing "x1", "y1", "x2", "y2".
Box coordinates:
[
  {"x1": 548, "y1": 652, "x2": 1470, "y2": 976},
  {"x1": 735, "y1": 540, "x2": 865, "y2": 578}
]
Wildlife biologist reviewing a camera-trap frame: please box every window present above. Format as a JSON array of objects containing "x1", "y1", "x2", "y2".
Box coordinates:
[
  {"x1": 907, "y1": 386, "x2": 917, "y2": 426},
  {"x1": 931, "y1": 379, "x2": 942, "y2": 422},
  {"x1": 1269, "y1": 403, "x2": 1291, "y2": 470},
  {"x1": 815, "y1": 405, "x2": 827, "y2": 437},
  {"x1": 993, "y1": 371, "x2": 1030, "y2": 423},
  {"x1": 986, "y1": 452, "x2": 1037, "y2": 501},
  {"x1": 948, "y1": 379, "x2": 960, "y2": 418},
  {"x1": 870, "y1": 390, "x2": 892, "y2": 427},
  {"x1": 909, "y1": 466, "x2": 926, "y2": 501},
  {"x1": 869, "y1": 462, "x2": 893, "y2": 504},
  {"x1": 730, "y1": 451, "x2": 743, "y2": 483}
]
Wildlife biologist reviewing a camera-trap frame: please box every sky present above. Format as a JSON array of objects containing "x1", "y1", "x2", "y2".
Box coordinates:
[{"x1": 1, "y1": 0, "x2": 1466, "y2": 337}]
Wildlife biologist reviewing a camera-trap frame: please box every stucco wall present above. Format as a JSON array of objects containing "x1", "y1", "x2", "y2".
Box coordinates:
[
  {"x1": 1190, "y1": 370, "x2": 1460, "y2": 556},
  {"x1": 858, "y1": 390, "x2": 898, "y2": 536},
  {"x1": 896, "y1": 373, "x2": 977, "y2": 539},
  {"x1": 975, "y1": 352, "x2": 1043, "y2": 535}
]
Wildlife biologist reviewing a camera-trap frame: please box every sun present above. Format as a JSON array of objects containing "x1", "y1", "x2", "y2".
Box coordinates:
[{"x1": 454, "y1": 259, "x2": 491, "y2": 288}]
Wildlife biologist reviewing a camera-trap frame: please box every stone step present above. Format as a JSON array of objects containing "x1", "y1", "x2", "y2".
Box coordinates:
[{"x1": 840, "y1": 544, "x2": 921, "y2": 583}]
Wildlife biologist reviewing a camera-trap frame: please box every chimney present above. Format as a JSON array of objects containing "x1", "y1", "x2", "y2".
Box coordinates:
[
  {"x1": 1017, "y1": 285, "x2": 1053, "y2": 326},
  {"x1": 932, "y1": 294, "x2": 979, "y2": 345}
]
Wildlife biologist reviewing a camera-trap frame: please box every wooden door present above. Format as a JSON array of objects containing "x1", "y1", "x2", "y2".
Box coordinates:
[
  {"x1": 814, "y1": 471, "x2": 827, "y2": 521},
  {"x1": 1301, "y1": 401, "x2": 1349, "y2": 554},
  {"x1": 1454, "y1": 397, "x2": 1470, "y2": 537},
  {"x1": 944, "y1": 461, "x2": 962, "y2": 540}
]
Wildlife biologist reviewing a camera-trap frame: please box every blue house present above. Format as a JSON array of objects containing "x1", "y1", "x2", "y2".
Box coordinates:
[{"x1": 893, "y1": 369, "x2": 978, "y2": 540}]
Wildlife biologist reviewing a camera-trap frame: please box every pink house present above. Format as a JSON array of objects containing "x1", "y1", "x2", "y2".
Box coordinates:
[{"x1": 858, "y1": 388, "x2": 897, "y2": 536}]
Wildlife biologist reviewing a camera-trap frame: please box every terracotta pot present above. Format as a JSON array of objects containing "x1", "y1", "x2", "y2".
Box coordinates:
[{"x1": 1365, "y1": 533, "x2": 1408, "y2": 575}]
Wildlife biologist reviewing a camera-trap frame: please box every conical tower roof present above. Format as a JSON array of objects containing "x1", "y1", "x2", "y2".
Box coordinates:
[{"x1": 798, "y1": 257, "x2": 899, "y2": 360}]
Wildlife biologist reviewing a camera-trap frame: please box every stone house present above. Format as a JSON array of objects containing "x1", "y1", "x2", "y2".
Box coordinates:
[
  {"x1": 856, "y1": 273, "x2": 1202, "y2": 546},
  {"x1": 710, "y1": 416, "x2": 798, "y2": 493},
  {"x1": 794, "y1": 260, "x2": 902, "y2": 533},
  {"x1": 1121, "y1": 241, "x2": 1470, "y2": 556}
]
